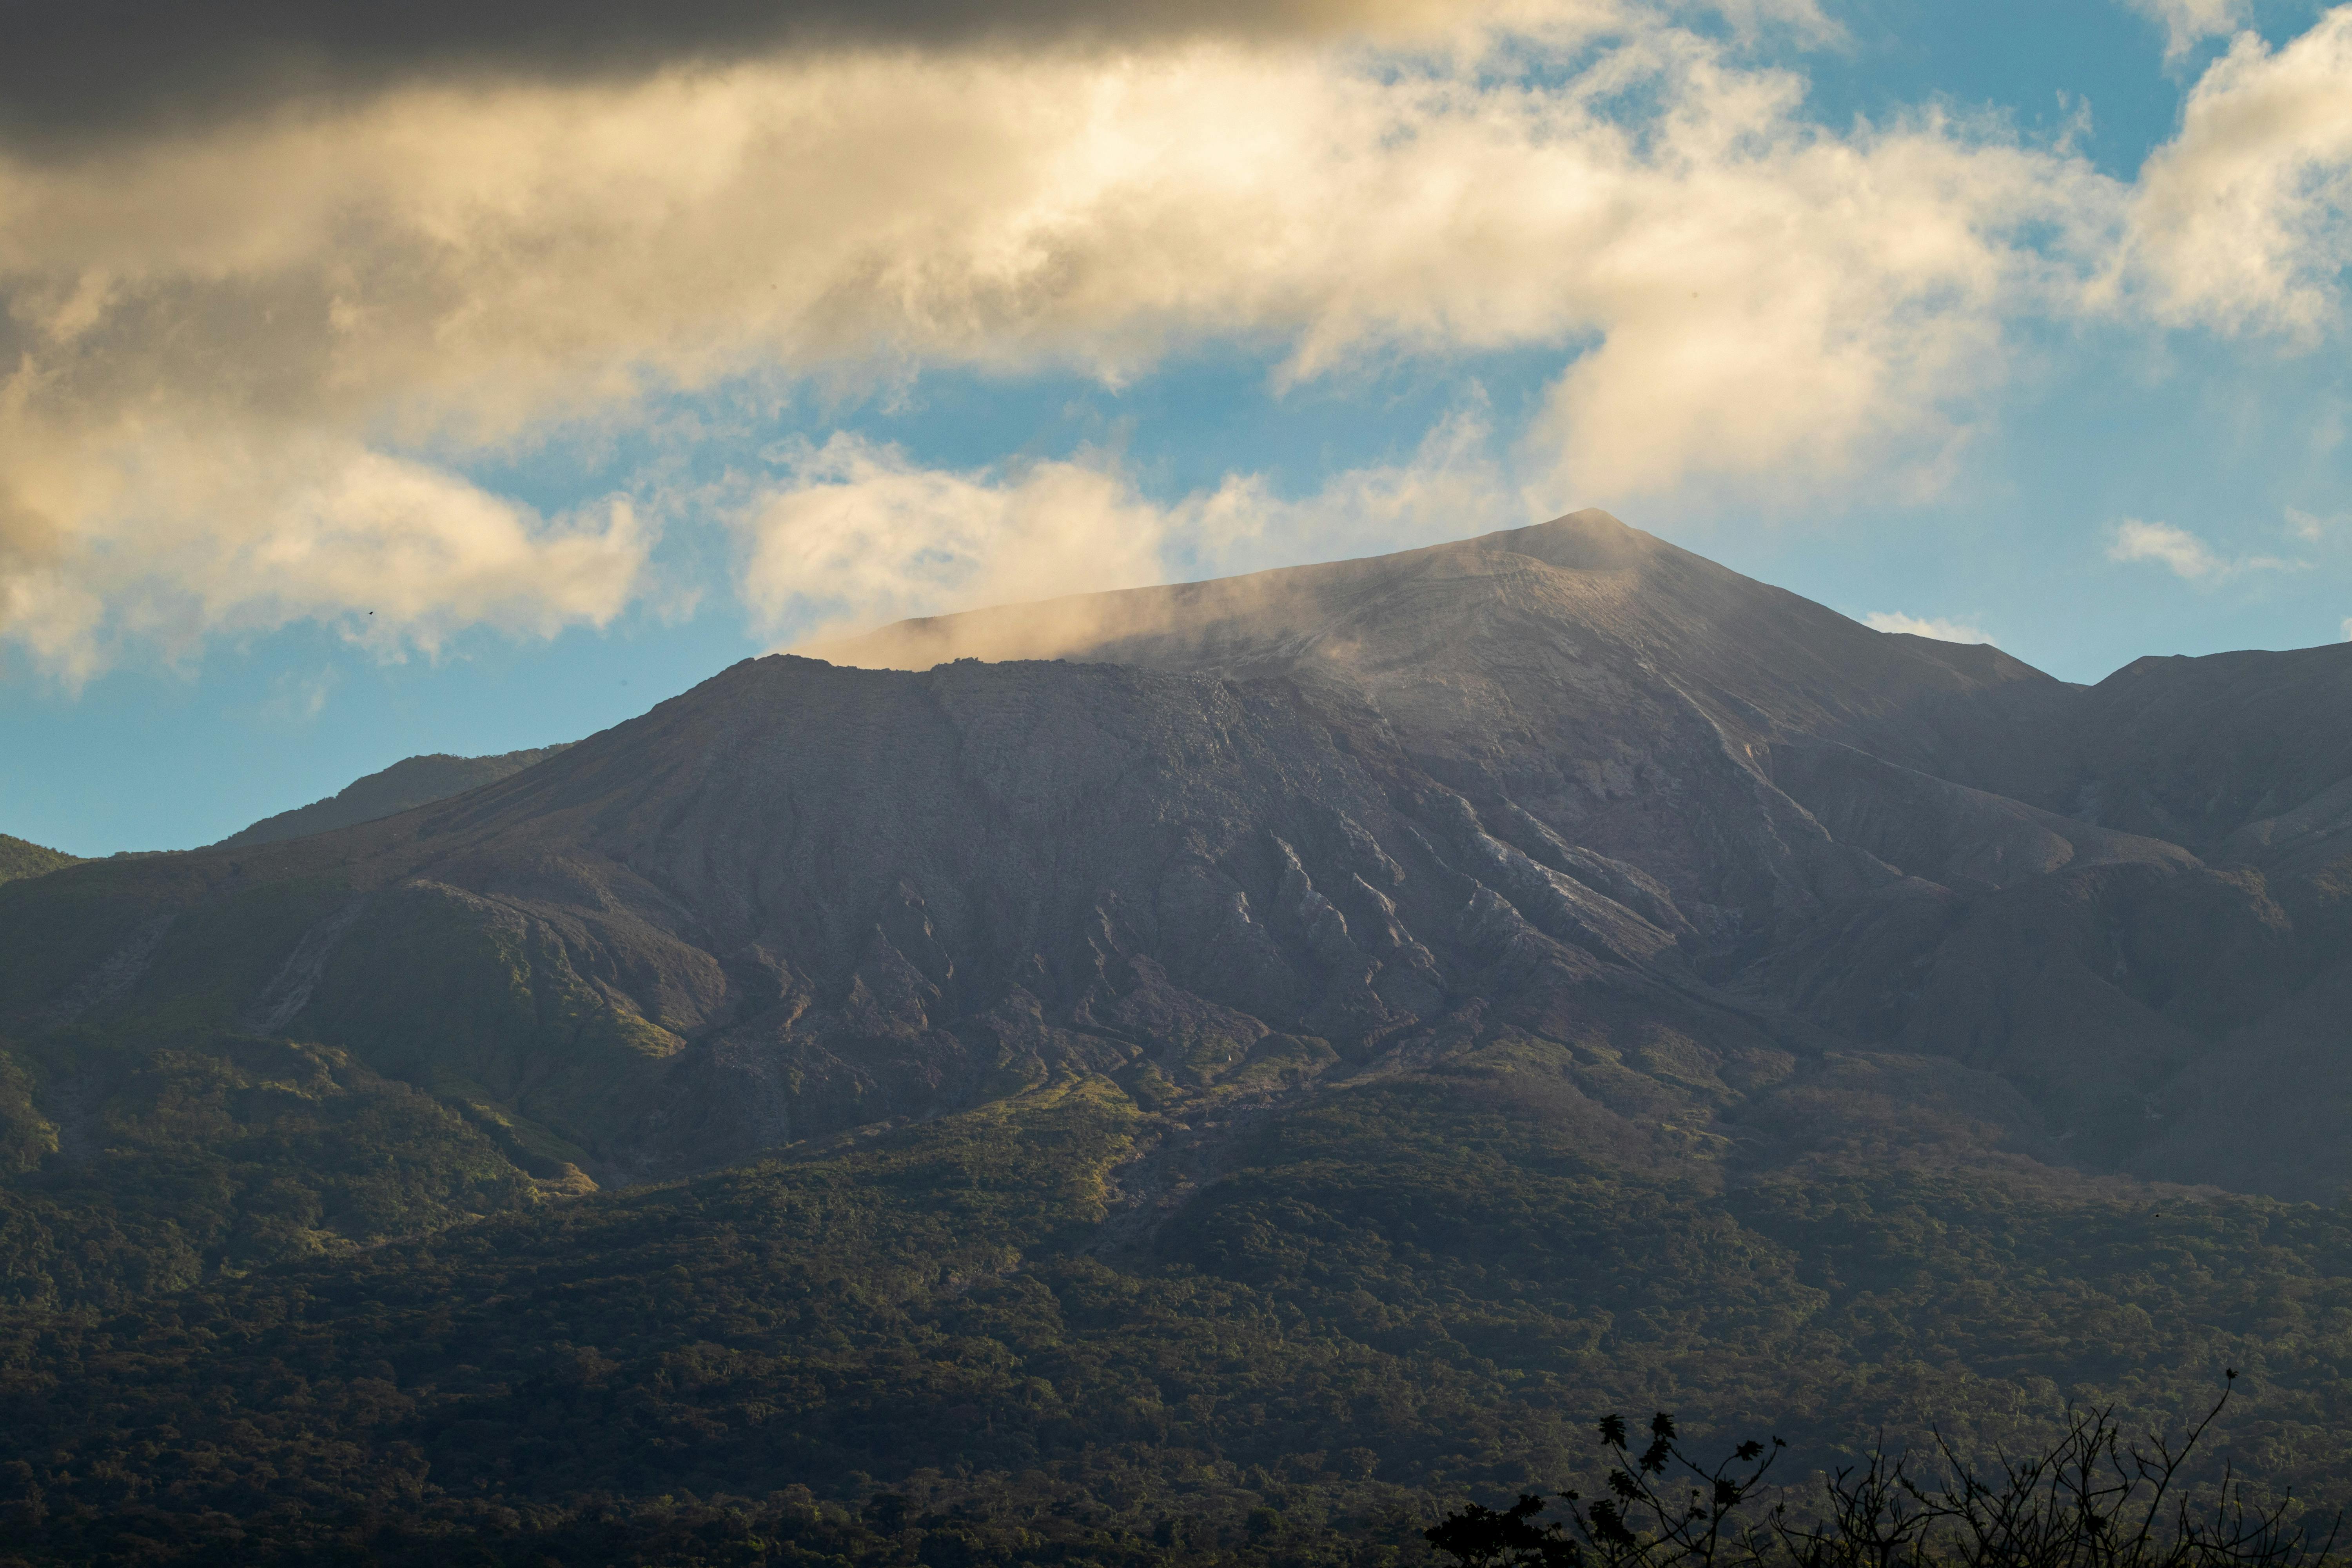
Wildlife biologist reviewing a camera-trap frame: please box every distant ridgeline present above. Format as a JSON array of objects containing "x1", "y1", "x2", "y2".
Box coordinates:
[
  {"x1": 213, "y1": 745, "x2": 572, "y2": 848},
  {"x1": 2, "y1": 514, "x2": 2352, "y2": 1563},
  {"x1": 0, "y1": 834, "x2": 78, "y2": 887}
]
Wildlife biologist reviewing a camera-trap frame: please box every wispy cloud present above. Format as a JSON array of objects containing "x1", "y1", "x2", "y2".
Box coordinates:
[
  {"x1": 2111, "y1": 519, "x2": 2228, "y2": 578},
  {"x1": 1862, "y1": 610, "x2": 1990, "y2": 643},
  {"x1": 261, "y1": 666, "x2": 341, "y2": 723},
  {"x1": 2108, "y1": 517, "x2": 2308, "y2": 581},
  {"x1": 2120, "y1": 0, "x2": 2250, "y2": 64}
]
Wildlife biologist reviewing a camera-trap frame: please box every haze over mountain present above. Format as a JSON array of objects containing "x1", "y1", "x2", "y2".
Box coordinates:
[{"x1": 4, "y1": 511, "x2": 2351, "y2": 1561}]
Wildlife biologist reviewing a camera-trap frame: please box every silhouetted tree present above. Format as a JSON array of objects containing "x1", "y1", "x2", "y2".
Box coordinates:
[{"x1": 1427, "y1": 1378, "x2": 2339, "y2": 1568}]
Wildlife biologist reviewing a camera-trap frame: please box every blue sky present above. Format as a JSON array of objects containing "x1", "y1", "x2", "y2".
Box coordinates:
[{"x1": 3, "y1": 0, "x2": 2350, "y2": 855}]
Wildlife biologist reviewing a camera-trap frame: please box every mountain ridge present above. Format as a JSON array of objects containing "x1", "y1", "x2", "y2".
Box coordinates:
[
  {"x1": 214, "y1": 744, "x2": 572, "y2": 849},
  {"x1": 0, "y1": 834, "x2": 79, "y2": 887},
  {"x1": 6, "y1": 509, "x2": 2345, "y2": 1201}
]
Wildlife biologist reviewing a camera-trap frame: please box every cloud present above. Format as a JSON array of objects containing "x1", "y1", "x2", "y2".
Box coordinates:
[
  {"x1": 1, "y1": 429, "x2": 650, "y2": 686},
  {"x1": 0, "y1": 4, "x2": 2134, "y2": 678},
  {"x1": 2127, "y1": 7, "x2": 2352, "y2": 338},
  {"x1": 2111, "y1": 518, "x2": 2228, "y2": 578},
  {"x1": 262, "y1": 666, "x2": 341, "y2": 723},
  {"x1": 0, "y1": 0, "x2": 1493, "y2": 151},
  {"x1": 0, "y1": 0, "x2": 1854, "y2": 152},
  {"x1": 1516, "y1": 108, "x2": 2112, "y2": 504},
  {"x1": 10, "y1": 2, "x2": 2352, "y2": 678},
  {"x1": 744, "y1": 410, "x2": 1511, "y2": 649},
  {"x1": 2287, "y1": 506, "x2": 2344, "y2": 540},
  {"x1": 740, "y1": 435, "x2": 1172, "y2": 646},
  {"x1": 2121, "y1": 0, "x2": 2250, "y2": 63},
  {"x1": 1172, "y1": 406, "x2": 1515, "y2": 579},
  {"x1": 2107, "y1": 517, "x2": 2308, "y2": 581},
  {"x1": 1861, "y1": 610, "x2": 1990, "y2": 643}
]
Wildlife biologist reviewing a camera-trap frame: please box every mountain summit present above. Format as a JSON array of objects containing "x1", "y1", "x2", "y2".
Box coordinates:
[{"x1": 5, "y1": 512, "x2": 2349, "y2": 1207}]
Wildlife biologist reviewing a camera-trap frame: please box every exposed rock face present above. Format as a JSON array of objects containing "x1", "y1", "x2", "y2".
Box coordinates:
[{"x1": 7, "y1": 512, "x2": 2349, "y2": 1199}]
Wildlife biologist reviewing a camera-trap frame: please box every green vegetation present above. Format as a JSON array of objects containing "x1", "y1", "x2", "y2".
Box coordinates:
[
  {"x1": 0, "y1": 866, "x2": 690, "y2": 1181},
  {"x1": 2, "y1": 1067, "x2": 2352, "y2": 1563},
  {"x1": 0, "y1": 1032, "x2": 549, "y2": 1310},
  {"x1": 0, "y1": 836, "x2": 78, "y2": 888}
]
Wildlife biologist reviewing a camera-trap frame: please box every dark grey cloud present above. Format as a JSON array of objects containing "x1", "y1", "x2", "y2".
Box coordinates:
[{"x1": 0, "y1": 0, "x2": 1405, "y2": 151}]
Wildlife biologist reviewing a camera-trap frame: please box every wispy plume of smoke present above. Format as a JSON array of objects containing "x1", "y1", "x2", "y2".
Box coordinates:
[
  {"x1": 755, "y1": 409, "x2": 1514, "y2": 662},
  {"x1": 1862, "y1": 610, "x2": 1989, "y2": 644}
]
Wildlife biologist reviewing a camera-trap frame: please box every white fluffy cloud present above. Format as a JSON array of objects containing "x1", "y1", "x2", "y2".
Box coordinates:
[
  {"x1": 1861, "y1": 610, "x2": 1990, "y2": 643},
  {"x1": 2129, "y1": 8, "x2": 2352, "y2": 337},
  {"x1": 2, "y1": 1, "x2": 2350, "y2": 673},
  {"x1": 0, "y1": 423, "x2": 649, "y2": 685}
]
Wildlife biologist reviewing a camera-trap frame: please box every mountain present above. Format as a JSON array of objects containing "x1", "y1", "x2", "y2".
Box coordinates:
[
  {"x1": 2, "y1": 511, "x2": 2350, "y2": 1562},
  {"x1": 815, "y1": 514, "x2": 2352, "y2": 1197},
  {"x1": 0, "y1": 835, "x2": 78, "y2": 887},
  {"x1": 9, "y1": 510, "x2": 2323, "y2": 1193},
  {"x1": 214, "y1": 745, "x2": 571, "y2": 848}
]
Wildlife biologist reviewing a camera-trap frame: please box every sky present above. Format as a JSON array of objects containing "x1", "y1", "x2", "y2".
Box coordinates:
[{"x1": 2, "y1": 0, "x2": 2350, "y2": 855}]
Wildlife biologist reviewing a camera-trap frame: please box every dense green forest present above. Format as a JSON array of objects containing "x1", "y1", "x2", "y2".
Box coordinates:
[{"x1": 2, "y1": 1057, "x2": 2349, "y2": 1565}]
